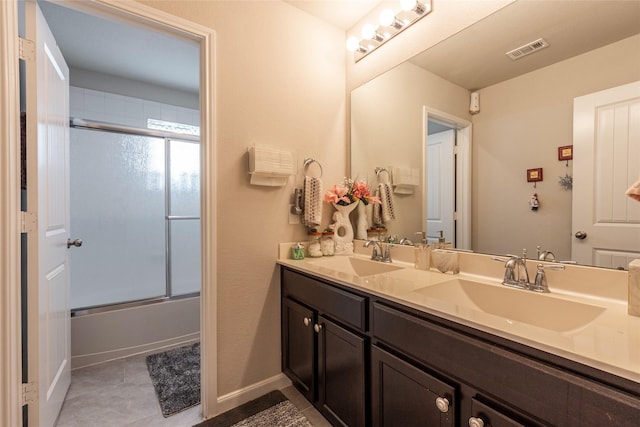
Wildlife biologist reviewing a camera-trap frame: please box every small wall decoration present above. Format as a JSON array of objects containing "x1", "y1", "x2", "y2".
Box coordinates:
[
  {"x1": 558, "y1": 145, "x2": 573, "y2": 161},
  {"x1": 530, "y1": 193, "x2": 540, "y2": 211},
  {"x1": 527, "y1": 168, "x2": 543, "y2": 182}
]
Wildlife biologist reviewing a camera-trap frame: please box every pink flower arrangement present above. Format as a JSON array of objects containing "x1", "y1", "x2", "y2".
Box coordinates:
[{"x1": 324, "y1": 178, "x2": 380, "y2": 206}]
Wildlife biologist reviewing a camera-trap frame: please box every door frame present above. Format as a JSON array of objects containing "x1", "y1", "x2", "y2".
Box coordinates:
[
  {"x1": 423, "y1": 106, "x2": 472, "y2": 250},
  {"x1": 0, "y1": 0, "x2": 218, "y2": 424}
]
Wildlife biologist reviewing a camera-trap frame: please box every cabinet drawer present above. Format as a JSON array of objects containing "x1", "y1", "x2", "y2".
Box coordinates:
[
  {"x1": 470, "y1": 398, "x2": 530, "y2": 427},
  {"x1": 282, "y1": 268, "x2": 367, "y2": 331}
]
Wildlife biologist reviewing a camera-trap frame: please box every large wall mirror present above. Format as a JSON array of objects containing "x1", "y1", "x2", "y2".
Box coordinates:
[{"x1": 350, "y1": 0, "x2": 640, "y2": 269}]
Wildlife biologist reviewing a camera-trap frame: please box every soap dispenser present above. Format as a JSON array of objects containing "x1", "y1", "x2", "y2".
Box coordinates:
[{"x1": 414, "y1": 231, "x2": 431, "y2": 270}]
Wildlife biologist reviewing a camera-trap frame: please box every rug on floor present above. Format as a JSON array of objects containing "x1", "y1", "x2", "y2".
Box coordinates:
[
  {"x1": 146, "y1": 342, "x2": 200, "y2": 417},
  {"x1": 194, "y1": 390, "x2": 312, "y2": 427}
]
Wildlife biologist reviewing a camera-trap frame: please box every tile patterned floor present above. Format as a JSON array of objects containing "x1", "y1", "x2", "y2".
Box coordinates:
[{"x1": 55, "y1": 354, "x2": 331, "y2": 427}]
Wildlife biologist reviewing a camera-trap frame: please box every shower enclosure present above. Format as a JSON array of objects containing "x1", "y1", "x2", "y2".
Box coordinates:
[{"x1": 69, "y1": 123, "x2": 200, "y2": 312}]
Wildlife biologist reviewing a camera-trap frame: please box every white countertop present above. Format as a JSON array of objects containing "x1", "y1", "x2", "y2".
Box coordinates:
[{"x1": 277, "y1": 250, "x2": 640, "y2": 385}]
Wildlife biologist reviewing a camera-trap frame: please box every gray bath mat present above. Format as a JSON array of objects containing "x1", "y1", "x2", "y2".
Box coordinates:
[
  {"x1": 194, "y1": 390, "x2": 312, "y2": 427},
  {"x1": 146, "y1": 342, "x2": 200, "y2": 417}
]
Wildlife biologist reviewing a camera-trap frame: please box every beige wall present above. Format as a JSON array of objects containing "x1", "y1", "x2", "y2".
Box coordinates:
[
  {"x1": 351, "y1": 61, "x2": 470, "y2": 240},
  {"x1": 139, "y1": 0, "x2": 346, "y2": 396},
  {"x1": 473, "y1": 34, "x2": 640, "y2": 260}
]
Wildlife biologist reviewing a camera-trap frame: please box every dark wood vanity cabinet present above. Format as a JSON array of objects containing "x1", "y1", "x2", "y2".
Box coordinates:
[
  {"x1": 281, "y1": 266, "x2": 640, "y2": 427},
  {"x1": 282, "y1": 268, "x2": 368, "y2": 427},
  {"x1": 372, "y1": 300, "x2": 640, "y2": 427}
]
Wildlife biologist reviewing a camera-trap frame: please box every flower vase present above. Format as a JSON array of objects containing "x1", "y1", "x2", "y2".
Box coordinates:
[
  {"x1": 356, "y1": 201, "x2": 368, "y2": 240},
  {"x1": 331, "y1": 201, "x2": 358, "y2": 255}
]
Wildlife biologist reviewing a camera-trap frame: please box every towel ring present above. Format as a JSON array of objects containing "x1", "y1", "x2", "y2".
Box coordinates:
[
  {"x1": 375, "y1": 167, "x2": 390, "y2": 183},
  {"x1": 304, "y1": 158, "x2": 323, "y2": 178}
]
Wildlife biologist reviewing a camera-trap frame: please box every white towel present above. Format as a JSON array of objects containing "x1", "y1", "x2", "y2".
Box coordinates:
[
  {"x1": 303, "y1": 176, "x2": 322, "y2": 227},
  {"x1": 378, "y1": 183, "x2": 396, "y2": 222},
  {"x1": 626, "y1": 179, "x2": 640, "y2": 202},
  {"x1": 372, "y1": 188, "x2": 382, "y2": 226}
]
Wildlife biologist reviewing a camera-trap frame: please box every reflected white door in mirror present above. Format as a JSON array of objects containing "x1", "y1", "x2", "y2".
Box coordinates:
[{"x1": 572, "y1": 81, "x2": 640, "y2": 269}]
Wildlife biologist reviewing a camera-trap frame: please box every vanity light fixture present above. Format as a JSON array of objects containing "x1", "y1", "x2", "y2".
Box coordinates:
[{"x1": 346, "y1": 0, "x2": 432, "y2": 62}]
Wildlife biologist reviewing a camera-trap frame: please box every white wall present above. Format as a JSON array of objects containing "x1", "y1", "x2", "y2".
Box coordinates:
[
  {"x1": 138, "y1": 0, "x2": 346, "y2": 397},
  {"x1": 473, "y1": 34, "x2": 640, "y2": 260}
]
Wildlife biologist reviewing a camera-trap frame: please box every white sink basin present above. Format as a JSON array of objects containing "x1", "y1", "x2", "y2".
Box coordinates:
[
  {"x1": 408, "y1": 279, "x2": 606, "y2": 332},
  {"x1": 307, "y1": 256, "x2": 404, "y2": 277}
]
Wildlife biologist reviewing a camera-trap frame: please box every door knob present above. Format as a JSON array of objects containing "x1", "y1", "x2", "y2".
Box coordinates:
[
  {"x1": 67, "y1": 238, "x2": 83, "y2": 248},
  {"x1": 303, "y1": 317, "x2": 312, "y2": 327},
  {"x1": 574, "y1": 231, "x2": 587, "y2": 240},
  {"x1": 313, "y1": 323, "x2": 323, "y2": 333}
]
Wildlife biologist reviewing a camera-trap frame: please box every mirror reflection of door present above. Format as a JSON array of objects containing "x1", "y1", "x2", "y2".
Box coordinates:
[
  {"x1": 572, "y1": 81, "x2": 640, "y2": 269},
  {"x1": 426, "y1": 128, "x2": 455, "y2": 245}
]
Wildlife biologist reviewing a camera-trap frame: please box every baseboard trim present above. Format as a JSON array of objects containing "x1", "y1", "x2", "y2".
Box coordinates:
[{"x1": 215, "y1": 373, "x2": 292, "y2": 415}]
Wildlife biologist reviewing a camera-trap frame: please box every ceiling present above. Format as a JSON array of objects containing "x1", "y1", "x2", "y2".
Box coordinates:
[{"x1": 38, "y1": 0, "x2": 640, "y2": 95}]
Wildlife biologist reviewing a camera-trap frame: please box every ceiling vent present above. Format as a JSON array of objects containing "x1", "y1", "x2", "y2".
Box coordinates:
[{"x1": 505, "y1": 38, "x2": 549, "y2": 60}]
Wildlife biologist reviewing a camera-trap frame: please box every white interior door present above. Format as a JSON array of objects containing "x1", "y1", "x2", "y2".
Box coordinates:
[
  {"x1": 426, "y1": 129, "x2": 455, "y2": 244},
  {"x1": 25, "y1": 2, "x2": 71, "y2": 426},
  {"x1": 572, "y1": 81, "x2": 640, "y2": 269}
]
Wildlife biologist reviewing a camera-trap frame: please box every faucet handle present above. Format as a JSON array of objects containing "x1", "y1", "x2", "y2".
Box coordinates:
[
  {"x1": 531, "y1": 263, "x2": 565, "y2": 293},
  {"x1": 383, "y1": 243, "x2": 393, "y2": 263}
]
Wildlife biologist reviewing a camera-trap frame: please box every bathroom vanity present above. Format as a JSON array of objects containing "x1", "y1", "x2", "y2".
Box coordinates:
[{"x1": 278, "y1": 248, "x2": 640, "y2": 426}]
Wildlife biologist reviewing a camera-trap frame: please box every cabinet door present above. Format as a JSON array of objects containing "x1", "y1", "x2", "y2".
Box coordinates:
[
  {"x1": 283, "y1": 298, "x2": 316, "y2": 401},
  {"x1": 317, "y1": 315, "x2": 367, "y2": 427},
  {"x1": 372, "y1": 346, "x2": 455, "y2": 427}
]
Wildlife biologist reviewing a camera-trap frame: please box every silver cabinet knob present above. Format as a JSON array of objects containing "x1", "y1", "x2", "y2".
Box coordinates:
[
  {"x1": 313, "y1": 323, "x2": 323, "y2": 333},
  {"x1": 435, "y1": 396, "x2": 449, "y2": 413},
  {"x1": 468, "y1": 417, "x2": 485, "y2": 427},
  {"x1": 574, "y1": 231, "x2": 587, "y2": 240},
  {"x1": 67, "y1": 238, "x2": 83, "y2": 248},
  {"x1": 303, "y1": 317, "x2": 312, "y2": 327}
]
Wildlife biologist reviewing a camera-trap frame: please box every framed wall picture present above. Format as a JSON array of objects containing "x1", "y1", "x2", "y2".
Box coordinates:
[
  {"x1": 558, "y1": 145, "x2": 573, "y2": 161},
  {"x1": 527, "y1": 168, "x2": 543, "y2": 182}
]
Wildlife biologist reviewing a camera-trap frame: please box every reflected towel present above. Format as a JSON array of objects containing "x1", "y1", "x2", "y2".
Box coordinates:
[
  {"x1": 626, "y1": 179, "x2": 640, "y2": 202},
  {"x1": 303, "y1": 176, "x2": 323, "y2": 227},
  {"x1": 378, "y1": 183, "x2": 396, "y2": 222},
  {"x1": 372, "y1": 188, "x2": 382, "y2": 226}
]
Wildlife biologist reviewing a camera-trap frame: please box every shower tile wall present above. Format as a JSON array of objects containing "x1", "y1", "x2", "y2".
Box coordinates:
[{"x1": 70, "y1": 86, "x2": 199, "y2": 128}]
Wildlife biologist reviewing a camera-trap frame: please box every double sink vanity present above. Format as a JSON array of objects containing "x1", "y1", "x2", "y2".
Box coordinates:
[{"x1": 277, "y1": 243, "x2": 640, "y2": 426}]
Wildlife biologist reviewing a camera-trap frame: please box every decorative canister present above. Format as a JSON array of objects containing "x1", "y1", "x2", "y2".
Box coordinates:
[
  {"x1": 321, "y1": 230, "x2": 335, "y2": 256},
  {"x1": 291, "y1": 242, "x2": 305, "y2": 260},
  {"x1": 307, "y1": 230, "x2": 323, "y2": 258}
]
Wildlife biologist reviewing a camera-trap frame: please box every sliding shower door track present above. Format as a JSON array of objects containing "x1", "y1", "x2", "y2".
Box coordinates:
[{"x1": 71, "y1": 292, "x2": 200, "y2": 317}]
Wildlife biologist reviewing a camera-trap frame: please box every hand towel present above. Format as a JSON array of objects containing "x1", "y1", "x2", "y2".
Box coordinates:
[
  {"x1": 626, "y1": 179, "x2": 640, "y2": 202},
  {"x1": 378, "y1": 183, "x2": 396, "y2": 222},
  {"x1": 372, "y1": 188, "x2": 382, "y2": 226},
  {"x1": 303, "y1": 176, "x2": 322, "y2": 228}
]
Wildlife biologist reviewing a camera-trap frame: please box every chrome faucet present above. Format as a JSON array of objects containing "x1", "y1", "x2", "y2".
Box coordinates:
[
  {"x1": 364, "y1": 240, "x2": 392, "y2": 263},
  {"x1": 537, "y1": 246, "x2": 556, "y2": 261},
  {"x1": 493, "y1": 249, "x2": 530, "y2": 290}
]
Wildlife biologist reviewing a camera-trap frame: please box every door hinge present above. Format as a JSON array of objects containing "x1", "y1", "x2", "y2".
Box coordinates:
[
  {"x1": 19, "y1": 37, "x2": 35, "y2": 62},
  {"x1": 453, "y1": 211, "x2": 458, "y2": 220},
  {"x1": 21, "y1": 211, "x2": 37, "y2": 234},
  {"x1": 22, "y1": 382, "x2": 37, "y2": 406}
]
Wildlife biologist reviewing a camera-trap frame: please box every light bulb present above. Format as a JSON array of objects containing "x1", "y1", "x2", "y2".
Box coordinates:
[
  {"x1": 346, "y1": 36, "x2": 360, "y2": 52},
  {"x1": 400, "y1": 0, "x2": 417, "y2": 11},
  {"x1": 361, "y1": 23, "x2": 376, "y2": 40},
  {"x1": 379, "y1": 9, "x2": 395, "y2": 26}
]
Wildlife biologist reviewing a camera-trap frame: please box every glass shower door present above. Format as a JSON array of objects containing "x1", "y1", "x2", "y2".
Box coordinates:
[{"x1": 69, "y1": 128, "x2": 167, "y2": 309}]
